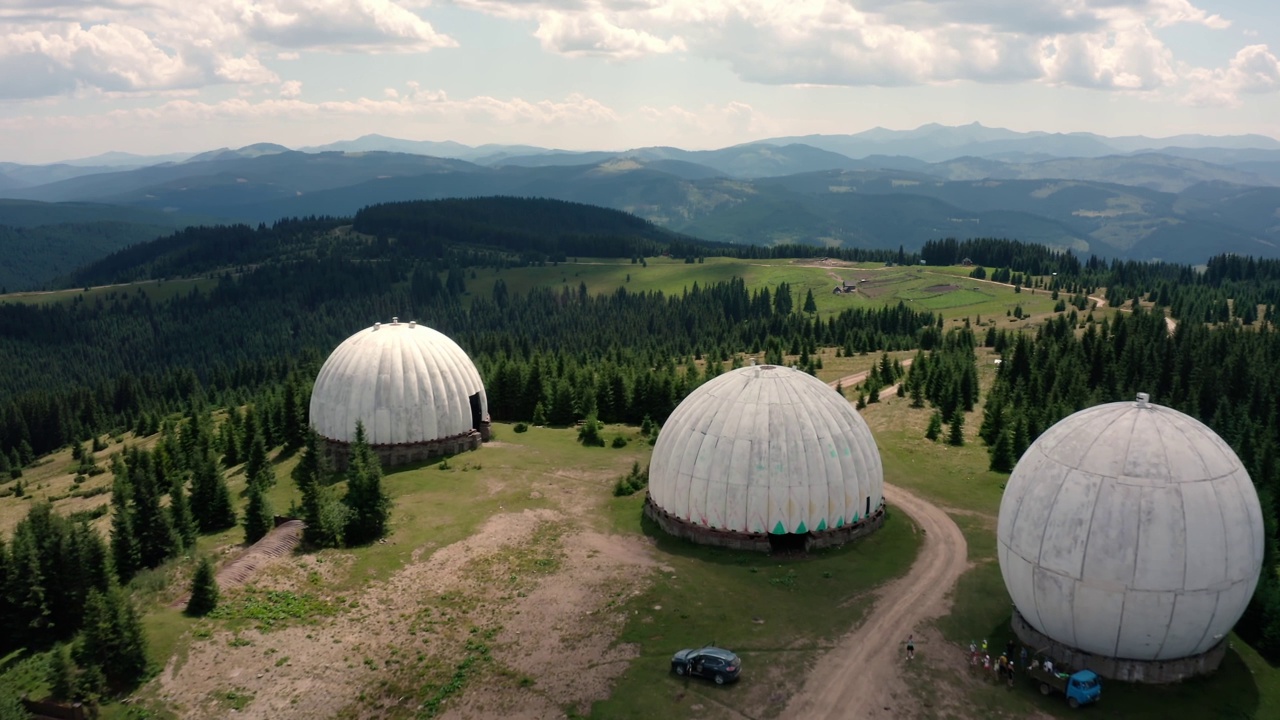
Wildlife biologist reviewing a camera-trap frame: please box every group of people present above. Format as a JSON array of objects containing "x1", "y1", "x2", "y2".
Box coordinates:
[{"x1": 967, "y1": 639, "x2": 1028, "y2": 686}]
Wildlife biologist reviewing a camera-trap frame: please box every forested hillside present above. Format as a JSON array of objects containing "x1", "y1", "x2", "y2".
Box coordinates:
[{"x1": 2, "y1": 199, "x2": 1280, "y2": 689}]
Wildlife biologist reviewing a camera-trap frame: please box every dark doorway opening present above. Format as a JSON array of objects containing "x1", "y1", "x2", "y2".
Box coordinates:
[
  {"x1": 768, "y1": 532, "x2": 811, "y2": 554},
  {"x1": 866, "y1": 496, "x2": 871, "y2": 517},
  {"x1": 468, "y1": 393, "x2": 482, "y2": 432}
]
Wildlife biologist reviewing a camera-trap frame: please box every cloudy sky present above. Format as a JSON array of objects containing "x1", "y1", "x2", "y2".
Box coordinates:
[{"x1": 1, "y1": 0, "x2": 1277, "y2": 163}]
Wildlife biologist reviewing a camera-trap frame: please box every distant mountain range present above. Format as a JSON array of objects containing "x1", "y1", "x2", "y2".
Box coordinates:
[{"x1": 1, "y1": 123, "x2": 1279, "y2": 285}]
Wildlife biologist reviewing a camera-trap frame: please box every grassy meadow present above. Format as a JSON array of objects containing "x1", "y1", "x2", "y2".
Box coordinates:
[{"x1": 1, "y1": 261, "x2": 1277, "y2": 719}]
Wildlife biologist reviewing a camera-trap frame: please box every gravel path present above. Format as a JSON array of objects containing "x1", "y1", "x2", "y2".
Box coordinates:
[{"x1": 782, "y1": 483, "x2": 968, "y2": 719}]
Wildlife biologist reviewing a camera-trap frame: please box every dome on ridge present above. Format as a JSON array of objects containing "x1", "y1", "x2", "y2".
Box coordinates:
[
  {"x1": 997, "y1": 394, "x2": 1264, "y2": 663},
  {"x1": 309, "y1": 319, "x2": 489, "y2": 465},
  {"x1": 647, "y1": 364, "x2": 883, "y2": 547}
]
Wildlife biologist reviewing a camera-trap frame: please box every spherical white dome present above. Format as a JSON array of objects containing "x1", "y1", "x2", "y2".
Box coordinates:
[
  {"x1": 309, "y1": 320, "x2": 488, "y2": 446},
  {"x1": 649, "y1": 365, "x2": 883, "y2": 535},
  {"x1": 998, "y1": 395, "x2": 1264, "y2": 661}
]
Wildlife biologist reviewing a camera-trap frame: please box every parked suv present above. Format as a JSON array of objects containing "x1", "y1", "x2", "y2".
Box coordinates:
[{"x1": 671, "y1": 646, "x2": 741, "y2": 685}]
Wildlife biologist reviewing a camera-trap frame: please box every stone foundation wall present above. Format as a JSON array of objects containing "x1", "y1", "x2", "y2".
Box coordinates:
[
  {"x1": 1011, "y1": 609, "x2": 1227, "y2": 683},
  {"x1": 642, "y1": 496, "x2": 886, "y2": 552},
  {"x1": 324, "y1": 430, "x2": 483, "y2": 470},
  {"x1": 808, "y1": 505, "x2": 886, "y2": 549}
]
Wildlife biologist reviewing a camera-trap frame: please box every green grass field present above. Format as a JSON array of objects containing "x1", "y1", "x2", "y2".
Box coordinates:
[
  {"x1": 1, "y1": 276, "x2": 218, "y2": 307},
  {"x1": 466, "y1": 257, "x2": 1058, "y2": 322},
  {"x1": 2, "y1": 261, "x2": 1277, "y2": 719},
  {"x1": 592, "y1": 496, "x2": 921, "y2": 720}
]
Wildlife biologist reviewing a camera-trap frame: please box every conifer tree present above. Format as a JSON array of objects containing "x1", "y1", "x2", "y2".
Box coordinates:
[
  {"x1": 244, "y1": 427, "x2": 271, "y2": 488},
  {"x1": 989, "y1": 427, "x2": 1015, "y2": 472},
  {"x1": 109, "y1": 475, "x2": 140, "y2": 583},
  {"x1": 47, "y1": 642, "x2": 77, "y2": 701},
  {"x1": 342, "y1": 423, "x2": 391, "y2": 546},
  {"x1": 7, "y1": 530, "x2": 49, "y2": 645},
  {"x1": 128, "y1": 451, "x2": 179, "y2": 569},
  {"x1": 802, "y1": 289, "x2": 817, "y2": 314},
  {"x1": 169, "y1": 475, "x2": 198, "y2": 549},
  {"x1": 925, "y1": 411, "x2": 943, "y2": 441},
  {"x1": 293, "y1": 429, "x2": 342, "y2": 548},
  {"x1": 220, "y1": 405, "x2": 243, "y2": 467},
  {"x1": 77, "y1": 585, "x2": 148, "y2": 693},
  {"x1": 186, "y1": 556, "x2": 219, "y2": 617},
  {"x1": 190, "y1": 450, "x2": 237, "y2": 532},
  {"x1": 948, "y1": 411, "x2": 965, "y2": 446},
  {"x1": 243, "y1": 477, "x2": 274, "y2": 544}
]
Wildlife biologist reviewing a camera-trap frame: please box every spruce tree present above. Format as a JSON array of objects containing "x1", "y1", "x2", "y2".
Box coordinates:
[
  {"x1": 948, "y1": 411, "x2": 966, "y2": 447},
  {"x1": 7, "y1": 530, "x2": 49, "y2": 646},
  {"x1": 169, "y1": 475, "x2": 198, "y2": 549},
  {"x1": 47, "y1": 642, "x2": 77, "y2": 701},
  {"x1": 989, "y1": 427, "x2": 1015, "y2": 473},
  {"x1": 78, "y1": 585, "x2": 148, "y2": 693},
  {"x1": 802, "y1": 289, "x2": 817, "y2": 314},
  {"x1": 244, "y1": 428, "x2": 271, "y2": 488},
  {"x1": 191, "y1": 451, "x2": 237, "y2": 532},
  {"x1": 293, "y1": 429, "x2": 341, "y2": 548},
  {"x1": 925, "y1": 411, "x2": 943, "y2": 441},
  {"x1": 343, "y1": 423, "x2": 391, "y2": 546},
  {"x1": 128, "y1": 452, "x2": 179, "y2": 569},
  {"x1": 186, "y1": 556, "x2": 219, "y2": 617},
  {"x1": 109, "y1": 475, "x2": 140, "y2": 583},
  {"x1": 243, "y1": 477, "x2": 274, "y2": 544}
]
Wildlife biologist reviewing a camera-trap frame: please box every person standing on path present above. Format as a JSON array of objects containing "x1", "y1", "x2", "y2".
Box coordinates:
[{"x1": 906, "y1": 635, "x2": 915, "y2": 660}]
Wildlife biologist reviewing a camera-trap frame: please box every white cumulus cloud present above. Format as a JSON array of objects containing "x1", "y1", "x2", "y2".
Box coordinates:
[
  {"x1": 449, "y1": 0, "x2": 1271, "y2": 105},
  {"x1": 1184, "y1": 45, "x2": 1280, "y2": 106},
  {"x1": 0, "y1": 0, "x2": 455, "y2": 99}
]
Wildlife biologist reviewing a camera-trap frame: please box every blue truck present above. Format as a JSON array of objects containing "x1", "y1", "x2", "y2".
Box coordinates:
[{"x1": 1028, "y1": 664, "x2": 1101, "y2": 708}]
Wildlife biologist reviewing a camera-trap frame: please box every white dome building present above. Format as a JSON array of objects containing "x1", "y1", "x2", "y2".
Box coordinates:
[
  {"x1": 997, "y1": 393, "x2": 1264, "y2": 682},
  {"x1": 646, "y1": 364, "x2": 884, "y2": 552},
  {"x1": 310, "y1": 318, "x2": 490, "y2": 468}
]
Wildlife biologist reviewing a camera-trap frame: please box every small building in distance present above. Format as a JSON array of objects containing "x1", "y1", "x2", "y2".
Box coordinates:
[
  {"x1": 645, "y1": 364, "x2": 885, "y2": 552},
  {"x1": 997, "y1": 393, "x2": 1264, "y2": 683},
  {"x1": 309, "y1": 318, "x2": 490, "y2": 468}
]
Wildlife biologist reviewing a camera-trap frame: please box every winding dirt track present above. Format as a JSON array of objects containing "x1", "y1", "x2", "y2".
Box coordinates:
[{"x1": 782, "y1": 483, "x2": 968, "y2": 718}]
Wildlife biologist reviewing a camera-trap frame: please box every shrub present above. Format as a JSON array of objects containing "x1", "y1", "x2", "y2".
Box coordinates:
[
  {"x1": 577, "y1": 414, "x2": 605, "y2": 447},
  {"x1": 612, "y1": 462, "x2": 649, "y2": 496},
  {"x1": 610, "y1": 435, "x2": 628, "y2": 448},
  {"x1": 513, "y1": 422, "x2": 529, "y2": 434}
]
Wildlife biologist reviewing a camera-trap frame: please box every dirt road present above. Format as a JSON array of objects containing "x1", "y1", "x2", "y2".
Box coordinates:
[
  {"x1": 782, "y1": 483, "x2": 968, "y2": 719},
  {"x1": 828, "y1": 358, "x2": 912, "y2": 402}
]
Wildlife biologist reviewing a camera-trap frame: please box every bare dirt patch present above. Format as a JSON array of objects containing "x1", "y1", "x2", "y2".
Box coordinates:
[{"x1": 152, "y1": 507, "x2": 658, "y2": 719}]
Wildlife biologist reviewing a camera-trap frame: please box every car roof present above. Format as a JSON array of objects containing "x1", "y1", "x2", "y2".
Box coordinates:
[
  {"x1": 1072, "y1": 670, "x2": 1099, "y2": 682},
  {"x1": 698, "y1": 647, "x2": 738, "y2": 660}
]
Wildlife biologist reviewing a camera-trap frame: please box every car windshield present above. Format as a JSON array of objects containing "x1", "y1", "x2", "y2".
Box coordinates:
[{"x1": 1075, "y1": 679, "x2": 1098, "y2": 689}]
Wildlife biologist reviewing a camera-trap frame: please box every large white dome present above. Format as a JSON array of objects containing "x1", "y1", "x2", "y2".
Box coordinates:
[
  {"x1": 649, "y1": 365, "x2": 883, "y2": 535},
  {"x1": 997, "y1": 395, "x2": 1264, "y2": 661},
  {"x1": 309, "y1": 320, "x2": 488, "y2": 446}
]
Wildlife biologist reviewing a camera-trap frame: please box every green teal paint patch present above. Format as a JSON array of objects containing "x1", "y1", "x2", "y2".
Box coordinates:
[
  {"x1": 772, "y1": 521, "x2": 786, "y2": 534},
  {"x1": 816, "y1": 519, "x2": 827, "y2": 531},
  {"x1": 853, "y1": 512, "x2": 860, "y2": 522},
  {"x1": 836, "y1": 516, "x2": 845, "y2": 528},
  {"x1": 796, "y1": 520, "x2": 808, "y2": 533}
]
